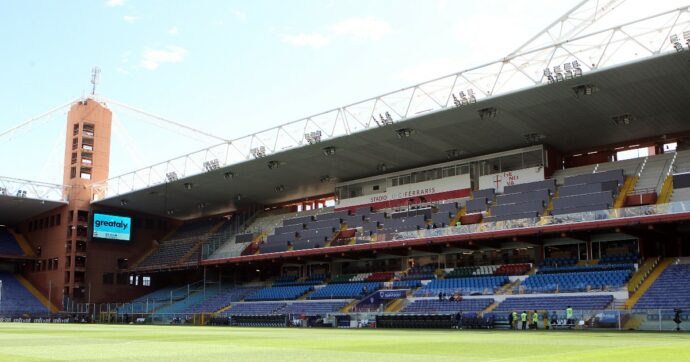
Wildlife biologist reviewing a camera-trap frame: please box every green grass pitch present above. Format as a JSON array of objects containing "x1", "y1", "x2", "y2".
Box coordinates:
[{"x1": 1, "y1": 323, "x2": 689, "y2": 361}]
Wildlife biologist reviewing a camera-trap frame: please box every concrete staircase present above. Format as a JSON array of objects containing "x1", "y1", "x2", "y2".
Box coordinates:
[
  {"x1": 615, "y1": 176, "x2": 638, "y2": 208},
  {"x1": 624, "y1": 257, "x2": 674, "y2": 309}
]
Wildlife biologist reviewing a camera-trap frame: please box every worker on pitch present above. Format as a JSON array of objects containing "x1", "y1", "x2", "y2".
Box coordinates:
[
  {"x1": 531, "y1": 310, "x2": 539, "y2": 330},
  {"x1": 521, "y1": 311, "x2": 528, "y2": 330}
]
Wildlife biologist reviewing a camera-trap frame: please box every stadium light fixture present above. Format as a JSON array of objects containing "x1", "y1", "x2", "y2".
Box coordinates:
[
  {"x1": 395, "y1": 128, "x2": 415, "y2": 139},
  {"x1": 446, "y1": 149, "x2": 460, "y2": 159},
  {"x1": 467, "y1": 89, "x2": 476, "y2": 104},
  {"x1": 671, "y1": 34, "x2": 684, "y2": 52},
  {"x1": 612, "y1": 114, "x2": 633, "y2": 126},
  {"x1": 684, "y1": 31, "x2": 690, "y2": 47},
  {"x1": 573, "y1": 84, "x2": 596, "y2": 98},
  {"x1": 543, "y1": 68, "x2": 555, "y2": 84},
  {"x1": 203, "y1": 159, "x2": 220, "y2": 172},
  {"x1": 563, "y1": 63, "x2": 573, "y2": 80},
  {"x1": 274, "y1": 185, "x2": 285, "y2": 192},
  {"x1": 184, "y1": 183, "x2": 193, "y2": 190},
  {"x1": 322, "y1": 146, "x2": 336, "y2": 156},
  {"x1": 223, "y1": 172, "x2": 234, "y2": 180},
  {"x1": 120, "y1": 199, "x2": 128, "y2": 206},
  {"x1": 376, "y1": 164, "x2": 388, "y2": 172},
  {"x1": 197, "y1": 202, "x2": 208, "y2": 209},
  {"x1": 523, "y1": 133, "x2": 546, "y2": 144},
  {"x1": 250, "y1": 146, "x2": 266, "y2": 159},
  {"x1": 571, "y1": 61, "x2": 583, "y2": 77},
  {"x1": 304, "y1": 130, "x2": 322, "y2": 145},
  {"x1": 478, "y1": 107, "x2": 497, "y2": 121},
  {"x1": 235, "y1": 194, "x2": 242, "y2": 201},
  {"x1": 452, "y1": 94, "x2": 461, "y2": 107},
  {"x1": 267, "y1": 160, "x2": 284, "y2": 170},
  {"x1": 166, "y1": 209, "x2": 174, "y2": 215},
  {"x1": 553, "y1": 65, "x2": 564, "y2": 82},
  {"x1": 165, "y1": 172, "x2": 178, "y2": 182}
]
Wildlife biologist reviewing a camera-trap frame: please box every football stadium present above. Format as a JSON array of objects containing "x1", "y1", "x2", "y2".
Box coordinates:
[{"x1": 2, "y1": 0, "x2": 690, "y2": 360}]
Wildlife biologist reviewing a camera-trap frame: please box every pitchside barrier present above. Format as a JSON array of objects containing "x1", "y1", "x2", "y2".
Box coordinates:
[{"x1": 43, "y1": 307, "x2": 688, "y2": 332}]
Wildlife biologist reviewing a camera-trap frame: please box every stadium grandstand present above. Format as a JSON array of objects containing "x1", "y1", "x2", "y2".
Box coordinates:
[{"x1": 2, "y1": 0, "x2": 690, "y2": 338}]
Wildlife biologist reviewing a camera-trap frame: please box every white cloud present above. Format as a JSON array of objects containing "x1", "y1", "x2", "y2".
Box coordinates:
[
  {"x1": 330, "y1": 17, "x2": 392, "y2": 41},
  {"x1": 140, "y1": 46, "x2": 188, "y2": 70},
  {"x1": 116, "y1": 67, "x2": 129, "y2": 75},
  {"x1": 281, "y1": 33, "x2": 331, "y2": 48},
  {"x1": 105, "y1": 0, "x2": 125, "y2": 7},
  {"x1": 123, "y1": 15, "x2": 139, "y2": 23},
  {"x1": 168, "y1": 26, "x2": 179, "y2": 35},
  {"x1": 233, "y1": 10, "x2": 247, "y2": 21}
]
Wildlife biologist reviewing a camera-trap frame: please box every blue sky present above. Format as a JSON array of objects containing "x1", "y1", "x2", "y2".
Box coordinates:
[{"x1": 0, "y1": 0, "x2": 676, "y2": 184}]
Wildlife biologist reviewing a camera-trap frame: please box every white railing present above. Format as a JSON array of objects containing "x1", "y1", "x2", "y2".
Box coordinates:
[{"x1": 0, "y1": 176, "x2": 69, "y2": 202}]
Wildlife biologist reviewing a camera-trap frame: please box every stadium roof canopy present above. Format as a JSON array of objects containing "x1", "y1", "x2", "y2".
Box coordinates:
[
  {"x1": 0, "y1": 177, "x2": 68, "y2": 226},
  {"x1": 93, "y1": 51, "x2": 690, "y2": 219}
]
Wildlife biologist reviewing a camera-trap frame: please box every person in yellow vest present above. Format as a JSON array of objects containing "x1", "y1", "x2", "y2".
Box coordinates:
[
  {"x1": 520, "y1": 311, "x2": 528, "y2": 330},
  {"x1": 532, "y1": 310, "x2": 539, "y2": 330},
  {"x1": 566, "y1": 306, "x2": 574, "y2": 327},
  {"x1": 512, "y1": 311, "x2": 518, "y2": 330}
]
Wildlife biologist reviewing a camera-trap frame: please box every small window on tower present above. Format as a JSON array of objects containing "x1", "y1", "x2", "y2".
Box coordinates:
[{"x1": 80, "y1": 168, "x2": 91, "y2": 180}]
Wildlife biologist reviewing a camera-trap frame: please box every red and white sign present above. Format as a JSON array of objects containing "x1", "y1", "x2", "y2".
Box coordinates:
[
  {"x1": 478, "y1": 167, "x2": 544, "y2": 193},
  {"x1": 336, "y1": 174, "x2": 471, "y2": 211}
]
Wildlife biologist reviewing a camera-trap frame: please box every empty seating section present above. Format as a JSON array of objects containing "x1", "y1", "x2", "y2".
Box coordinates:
[
  {"x1": 273, "y1": 275, "x2": 299, "y2": 286},
  {"x1": 551, "y1": 169, "x2": 623, "y2": 216},
  {"x1": 521, "y1": 270, "x2": 631, "y2": 293},
  {"x1": 541, "y1": 258, "x2": 577, "y2": 267},
  {"x1": 671, "y1": 171, "x2": 690, "y2": 201},
  {"x1": 0, "y1": 227, "x2": 24, "y2": 256},
  {"x1": 414, "y1": 276, "x2": 508, "y2": 296},
  {"x1": 391, "y1": 208, "x2": 432, "y2": 220},
  {"x1": 435, "y1": 202, "x2": 459, "y2": 216},
  {"x1": 403, "y1": 265, "x2": 436, "y2": 280},
  {"x1": 244, "y1": 285, "x2": 312, "y2": 301},
  {"x1": 138, "y1": 238, "x2": 198, "y2": 268},
  {"x1": 673, "y1": 150, "x2": 690, "y2": 174},
  {"x1": 379, "y1": 215, "x2": 426, "y2": 233},
  {"x1": 208, "y1": 238, "x2": 249, "y2": 259},
  {"x1": 309, "y1": 282, "x2": 382, "y2": 299},
  {"x1": 137, "y1": 218, "x2": 224, "y2": 268},
  {"x1": 466, "y1": 197, "x2": 489, "y2": 213},
  {"x1": 493, "y1": 295, "x2": 614, "y2": 312},
  {"x1": 401, "y1": 298, "x2": 494, "y2": 313},
  {"x1": 537, "y1": 264, "x2": 634, "y2": 274},
  {"x1": 494, "y1": 263, "x2": 531, "y2": 275},
  {"x1": 169, "y1": 218, "x2": 219, "y2": 240},
  {"x1": 393, "y1": 280, "x2": 422, "y2": 288},
  {"x1": 504, "y1": 179, "x2": 556, "y2": 195},
  {"x1": 635, "y1": 264, "x2": 690, "y2": 309},
  {"x1": 0, "y1": 272, "x2": 48, "y2": 316},
  {"x1": 280, "y1": 301, "x2": 349, "y2": 315},
  {"x1": 445, "y1": 264, "x2": 527, "y2": 278},
  {"x1": 227, "y1": 302, "x2": 286, "y2": 315},
  {"x1": 366, "y1": 272, "x2": 395, "y2": 282},
  {"x1": 634, "y1": 153, "x2": 674, "y2": 194},
  {"x1": 600, "y1": 252, "x2": 640, "y2": 264},
  {"x1": 484, "y1": 180, "x2": 556, "y2": 222},
  {"x1": 181, "y1": 287, "x2": 261, "y2": 313},
  {"x1": 154, "y1": 289, "x2": 223, "y2": 315}
]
